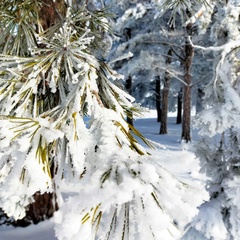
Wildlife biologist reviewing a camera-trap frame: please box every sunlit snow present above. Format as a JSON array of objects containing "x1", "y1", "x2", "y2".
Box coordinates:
[{"x1": 0, "y1": 111, "x2": 207, "y2": 240}]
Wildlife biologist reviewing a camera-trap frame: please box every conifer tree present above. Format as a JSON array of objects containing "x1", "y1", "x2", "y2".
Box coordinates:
[
  {"x1": 183, "y1": 1, "x2": 240, "y2": 239},
  {"x1": 0, "y1": 1, "x2": 207, "y2": 239}
]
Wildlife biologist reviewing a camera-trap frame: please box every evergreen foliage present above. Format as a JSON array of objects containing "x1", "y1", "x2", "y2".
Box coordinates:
[
  {"x1": 0, "y1": 0, "x2": 208, "y2": 239},
  {"x1": 183, "y1": 1, "x2": 240, "y2": 239}
]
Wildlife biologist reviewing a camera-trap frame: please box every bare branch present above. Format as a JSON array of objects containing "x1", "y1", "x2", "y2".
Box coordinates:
[
  {"x1": 185, "y1": 5, "x2": 208, "y2": 26},
  {"x1": 165, "y1": 69, "x2": 188, "y2": 86},
  {"x1": 171, "y1": 47, "x2": 185, "y2": 62},
  {"x1": 109, "y1": 52, "x2": 133, "y2": 64},
  {"x1": 143, "y1": 40, "x2": 184, "y2": 49},
  {"x1": 190, "y1": 36, "x2": 240, "y2": 96}
]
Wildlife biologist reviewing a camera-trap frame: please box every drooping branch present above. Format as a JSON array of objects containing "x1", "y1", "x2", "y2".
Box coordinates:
[{"x1": 189, "y1": 37, "x2": 240, "y2": 97}]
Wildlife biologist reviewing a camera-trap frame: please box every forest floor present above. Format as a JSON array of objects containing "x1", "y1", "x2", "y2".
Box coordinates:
[{"x1": 0, "y1": 110, "x2": 205, "y2": 240}]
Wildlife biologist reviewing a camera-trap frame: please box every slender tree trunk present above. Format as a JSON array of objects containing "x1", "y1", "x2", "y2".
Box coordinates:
[
  {"x1": 125, "y1": 76, "x2": 134, "y2": 126},
  {"x1": 176, "y1": 87, "x2": 182, "y2": 124},
  {"x1": 123, "y1": 25, "x2": 133, "y2": 126},
  {"x1": 196, "y1": 88, "x2": 204, "y2": 114},
  {"x1": 182, "y1": 17, "x2": 193, "y2": 142},
  {"x1": 160, "y1": 48, "x2": 172, "y2": 134},
  {"x1": 182, "y1": 82, "x2": 191, "y2": 142},
  {"x1": 124, "y1": 28, "x2": 131, "y2": 41},
  {"x1": 155, "y1": 76, "x2": 162, "y2": 122}
]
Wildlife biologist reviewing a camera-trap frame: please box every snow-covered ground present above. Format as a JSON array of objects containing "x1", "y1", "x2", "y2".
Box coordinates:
[
  {"x1": 0, "y1": 220, "x2": 56, "y2": 240},
  {"x1": 0, "y1": 111, "x2": 204, "y2": 240}
]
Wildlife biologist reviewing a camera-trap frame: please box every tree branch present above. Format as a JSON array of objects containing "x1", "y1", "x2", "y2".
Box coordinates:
[{"x1": 171, "y1": 47, "x2": 185, "y2": 62}]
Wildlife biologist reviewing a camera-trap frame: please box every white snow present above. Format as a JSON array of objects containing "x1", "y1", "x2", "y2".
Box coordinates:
[
  {"x1": 0, "y1": 220, "x2": 57, "y2": 240},
  {"x1": 0, "y1": 110, "x2": 206, "y2": 240}
]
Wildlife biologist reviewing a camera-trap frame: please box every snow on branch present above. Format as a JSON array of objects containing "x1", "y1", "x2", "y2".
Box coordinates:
[
  {"x1": 189, "y1": 36, "x2": 240, "y2": 59},
  {"x1": 109, "y1": 51, "x2": 133, "y2": 64},
  {"x1": 185, "y1": 5, "x2": 208, "y2": 26},
  {"x1": 189, "y1": 36, "x2": 240, "y2": 94},
  {"x1": 193, "y1": 36, "x2": 240, "y2": 136}
]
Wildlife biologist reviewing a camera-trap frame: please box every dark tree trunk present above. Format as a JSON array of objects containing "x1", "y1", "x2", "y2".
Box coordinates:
[
  {"x1": 125, "y1": 76, "x2": 134, "y2": 126},
  {"x1": 38, "y1": 0, "x2": 66, "y2": 30},
  {"x1": 160, "y1": 48, "x2": 172, "y2": 134},
  {"x1": 123, "y1": 25, "x2": 133, "y2": 126},
  {"x1": 12, "y1": 0, "x2": 66, "y2": 227},
  {"x1": 12, "y1": 191, "x2": 58, "y2": 227},
  {"x1": 182, "y1": 16, "x2": 193, "y2": 142},
  {"x1": 176, "y1": 87, "x2": 182, "y2": 124},
  {"x1": 182, "y1": 82, "x2": 191, "y2": 142},
  {"x1": 155, "y1": 76, "x2": 162, "y2": 122},
  {"x1": 196, "y1": 88, "x2": 204, "y2": 114},
  {"x1": 123, "y1": 27, "x2": 131, "y2": 41}
]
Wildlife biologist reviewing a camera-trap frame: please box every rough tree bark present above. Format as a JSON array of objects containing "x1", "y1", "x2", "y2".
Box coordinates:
[
  {"x1": 160, "y1": 48, "x2": 172, "y2": 134},
  {"x1": 155, "y1": 76, "x2": 162, "y2": 122},
  {"x1": 182, "y1": 14, "x2": 193, "y2": 142}
]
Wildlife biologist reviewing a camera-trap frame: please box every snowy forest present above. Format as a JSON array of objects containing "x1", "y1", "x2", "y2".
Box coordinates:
[{"x1": 0, "y1": 0, "x2": 240, "y2": 239}]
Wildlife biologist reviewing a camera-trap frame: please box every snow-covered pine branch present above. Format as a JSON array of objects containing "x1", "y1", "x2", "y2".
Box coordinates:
[{"x1": 0, "y1": 1, "x2": 208, "y2": 239}]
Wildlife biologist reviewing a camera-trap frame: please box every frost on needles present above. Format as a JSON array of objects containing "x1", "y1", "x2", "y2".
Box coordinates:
[{"x1": 0, "y1": 1, "x2": 207, "y2": 240}]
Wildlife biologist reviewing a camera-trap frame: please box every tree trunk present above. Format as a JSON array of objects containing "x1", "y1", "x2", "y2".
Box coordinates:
[
  {"x1": 155, "y1": 76, "x2": 162, "y2": 122},
  {"x1": 176, "y1": 87, "x2": 182, "y2": 124},
  {"x1": 125, "y1": 76, "x2": 134, "y2": 126},
  {"x1": 160, "y1": 48, "x2": 172, "y2": 134},
  {"x1": 12, "y1": 0, "x2": 66, "y2": 227},
  {"x1": 182, "y1": 18, "x2": 193, "y2": 142},
  {"x1": 123, "y1": 27, "x2": 131, "y2": 41},
  {"x1": 12, "y1": 191, "x2": 58, "y2": 227},
  {"x1": 38, "y1": 0, "x2": 66, "y2": 30},
  {"x1": 123, "y1": 25, "x2": 133, "y2": 126},
  {"x1": 196, "y1": 88, "x2": 204, "y2": 114}
]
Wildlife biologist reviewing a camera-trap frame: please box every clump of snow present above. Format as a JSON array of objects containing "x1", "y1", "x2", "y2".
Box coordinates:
[
  {"x1": 53, "y1": 107, "x2": 208, "y2": 240},
  {"x1": 0, "y1": 112, "x2": 208, "y2": 240}
]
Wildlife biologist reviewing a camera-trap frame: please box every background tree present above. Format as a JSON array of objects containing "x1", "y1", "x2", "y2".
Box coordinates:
[
  {"x1": 176, "y1": 87, "x2": 182, "y2": 124},
  {"x1": 106, "y1": 0, "x2": 214, "y2": 141},
  {"x1": 125, "y1": 75, "x2": 134, "y2": 125},
  {"x1": 160, "y1": 47, "x2": 172, "y2": 134},
  {"x1": 183, "y1": 1, "x2": 240, "y2": 239},
  {"x1": 107, "y1": 1, "x2": 180, "y2": 111},
  {"x1": 182, "y1": 15, "x2": 194, "y2": 142},
  {"x1": 155, "y1": 75, "x2": 162, "y2": 122}
]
